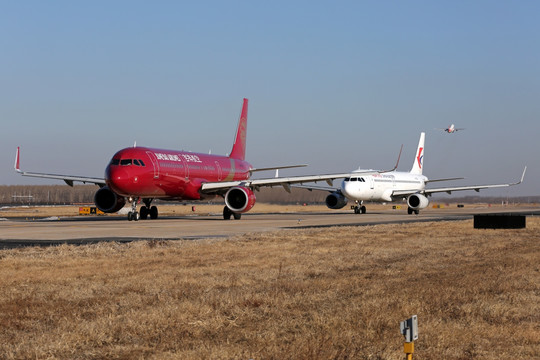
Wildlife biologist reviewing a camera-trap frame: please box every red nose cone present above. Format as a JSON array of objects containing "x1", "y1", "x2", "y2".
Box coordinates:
[{"x1": 106, "y1": 165, "x2": 133, "y2": 195}]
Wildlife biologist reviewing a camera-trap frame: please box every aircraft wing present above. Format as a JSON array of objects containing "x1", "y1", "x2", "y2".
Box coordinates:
[
  {"x1": 201, "y1": 172, "x2": 361, "y2": 194},
  {"x1": 392, "y1": 167, "x2": 527, "y2": 197},
  {"x1": 14, "y1": 147, "x2": 106, "y2": 187},
  {"x1": 249, "y1": 164, "x2": 308, "y2": 174},
  {"x1": 202, "y1": 149, "x2": 403, "y2": 194}
]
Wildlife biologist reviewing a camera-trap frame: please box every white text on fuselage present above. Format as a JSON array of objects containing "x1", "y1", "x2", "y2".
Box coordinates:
[{"x1": 154, "y1": 153, "x2": 202, "y2": 163}]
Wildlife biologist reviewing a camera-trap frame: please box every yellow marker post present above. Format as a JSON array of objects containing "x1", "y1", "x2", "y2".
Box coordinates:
[
  {"x1": 400, "y1": 315, "x2": 418, "y2": 360},
  {"x1": 403, "y1": 341, "x2": 414, "y2": 359}
]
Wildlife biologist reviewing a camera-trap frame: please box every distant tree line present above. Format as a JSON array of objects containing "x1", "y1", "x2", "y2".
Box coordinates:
[
  {"x1": 0, "y1": 185, "x2": 536, "y2": 206},
  {"x1": 0, "y1": 185, "x2": 328, "y2": 206}
]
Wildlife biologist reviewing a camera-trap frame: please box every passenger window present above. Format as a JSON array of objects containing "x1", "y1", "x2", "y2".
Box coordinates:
[{"x1": 120, "y1": 159, "x2": 132, "y2": 166}]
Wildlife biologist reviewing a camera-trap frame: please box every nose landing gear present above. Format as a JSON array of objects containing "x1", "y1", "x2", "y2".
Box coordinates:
[
  {"x1": 353, "y1": 201, "x2": 366, "y2": 214},
  {"x1": 128, "y1": 197, "x2": 140, "y2": 221}
]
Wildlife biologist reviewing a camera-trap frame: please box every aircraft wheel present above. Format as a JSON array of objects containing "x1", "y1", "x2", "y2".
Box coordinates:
[
  {"x1": 233, "y1": 212, "x2": 242, "y2": 220},
  {"x1": 223, "y1": 206, "x2": 232, "y2": 220},
  {"x1": 361, "y1": 206, "x2": 366, "y2": 214},
  {"x1": 128, "y1": 211, "x2": 140, "y2": 221},
  {"x1": 354, "y1": 206, "x2": 360, "y2": 214},
  {"x1": 150, "y1": 206, "x2": 158, "y2": 219},
  {"x1": 140, "y1": 206, "x2": 149, "y2": 220},
  {"x1": 407, "y1": 207, "x2": 413, "y2": 215}
]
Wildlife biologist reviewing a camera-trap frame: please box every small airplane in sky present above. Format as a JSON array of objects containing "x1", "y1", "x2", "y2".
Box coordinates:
[
  {"x1": 15, "y1": 98, "x2": 394, "y2": 221},
  {"x1": 437, "y1": 124, "x2": 465, "y2": 133},
  {"x1": 299, "y1": 132, "x2": 526, "y2": 214}
]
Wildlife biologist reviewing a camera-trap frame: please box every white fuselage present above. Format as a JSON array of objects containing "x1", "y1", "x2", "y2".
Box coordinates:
[{"x1": 341, "y1": 171, "x2": 428, "y2": 202}]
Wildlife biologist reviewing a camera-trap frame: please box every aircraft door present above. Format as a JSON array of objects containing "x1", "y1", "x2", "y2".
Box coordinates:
[
  {"x1": 181, "y1": 156, "x2": 189, "y2": 179},
  {"x1": 215, "y1": 161, "x2": 223, "y2": 181},
  {"x1": 369, "y1": 177, "x2": 375, "y2": 189},
  {"x1": 146, "y1": 151, "x2": 160, "y2": 179}
]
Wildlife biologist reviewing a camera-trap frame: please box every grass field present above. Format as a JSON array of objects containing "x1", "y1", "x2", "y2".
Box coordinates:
[{"x1": 0, "y1": 216, "x2": 538, "y2": 359}]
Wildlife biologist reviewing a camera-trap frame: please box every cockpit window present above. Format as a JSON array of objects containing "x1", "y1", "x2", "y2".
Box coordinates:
[
  {"x1": 133, "y1": 159, "x2": 141, "y2": 166},
  {"x1": 139, "y1": 159, "x2": 146, "y2": 167},
  {"x1": 120, "y1": 159, "x2": 132, "y2": 166},
  {"x1": 110, "y1": 159, "x2": 120, "y2": 166}
]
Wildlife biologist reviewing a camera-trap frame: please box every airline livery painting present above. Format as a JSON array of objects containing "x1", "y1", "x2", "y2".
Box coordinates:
[{"x1": 15, "y1": 99, "x2": 388, "y2": 221}]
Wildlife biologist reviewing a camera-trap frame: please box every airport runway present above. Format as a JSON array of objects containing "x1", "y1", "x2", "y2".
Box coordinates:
[{"x1": 1, "y1": 206, "x2": 538, "y2": 249}]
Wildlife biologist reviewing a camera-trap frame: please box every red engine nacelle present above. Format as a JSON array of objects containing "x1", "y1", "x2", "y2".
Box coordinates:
[
  {"x1": 224, "y1": 186, "x2": 256, "y2": 213},
  {"x1": 94, "y1": 186, "x2": 126, "y2": 213}
]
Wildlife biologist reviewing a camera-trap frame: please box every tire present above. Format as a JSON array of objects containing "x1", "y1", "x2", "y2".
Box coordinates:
[
  {"x1": 150, "y1": 206, "x2": 158, "y2": 219},
  {"x1": 223, "y1": 206, "x2": 232, "y2": 220},
  {"x1": 140, "y1": 206, "x2": 148, "y2": 220},
  {"x1": 233, "y1": 212, "x2": 242, "y2": 220},
  {"x1": 361, "y1": 206, "x2": 366, "y2": 214}
]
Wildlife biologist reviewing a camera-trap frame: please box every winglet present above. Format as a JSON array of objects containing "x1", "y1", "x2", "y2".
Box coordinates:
[
  {"x1": 393, "y1": 144, "x2": 403, "y2": 171},
  {"x1": 379, "y1": 144, "x2": 403, "y2": 173},
  {"x1": 515, "y1": 166, "x2": 527, "y2": 185},
  {"x1": 507, "y1": 166, "x2": 527, "y2": 186},
  {"x1": 15, "y1": 147, "x2": 22, "y2": 173}
]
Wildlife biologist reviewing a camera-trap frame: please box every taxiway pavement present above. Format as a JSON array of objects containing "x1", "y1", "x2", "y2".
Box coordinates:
[{"x1": 1, "y1": 205, "x2": 538, "y2": 249}]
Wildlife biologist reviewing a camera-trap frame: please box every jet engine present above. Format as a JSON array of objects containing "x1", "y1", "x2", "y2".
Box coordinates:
[
  {"x1": 224, "y1": 186, "x2": 256, "y2": 213},
  {"x1": 407, "y1": 193, "x2": 429, "y2": 210},
  {"x1": 325, "y1": 191, "x2": 348, "y2": 209},
  {"x1": 94, "y1": 186, "x2": 126, "y2": 213}
]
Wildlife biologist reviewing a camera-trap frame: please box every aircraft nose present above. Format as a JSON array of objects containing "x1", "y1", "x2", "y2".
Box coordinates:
[
  {"x1": 342, "y1": 180, "x2": 361, "y2": 198},
  {"x1": 341, "y1": 180, "x2": 353, "y2": 197},
  {"x1": 106, "y1": 166, "x2": 132, "y2": 195}
]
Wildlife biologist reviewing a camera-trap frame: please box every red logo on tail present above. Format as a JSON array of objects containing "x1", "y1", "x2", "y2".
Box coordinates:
[{"x1": 417, "y1": 147, "x2": 424, "y2": 168}]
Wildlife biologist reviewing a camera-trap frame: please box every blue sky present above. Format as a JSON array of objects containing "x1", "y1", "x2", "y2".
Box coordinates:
[{"x1": 1, "y1": 1, "x2": 539, "y2": 197}]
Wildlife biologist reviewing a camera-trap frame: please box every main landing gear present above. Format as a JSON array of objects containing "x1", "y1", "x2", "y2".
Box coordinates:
[
  {"x1": 223, "y1": 206, "x2": 242, "y2": 220},
  {"x1": 407, "y1": 207, "x2": 419, "y2": 215},
  {"x1": 127, "y1": 198, "x2": 159, "y2": 221},
  {"x1": 353, "y1": 201, "x2": 366, "y2": 214}
]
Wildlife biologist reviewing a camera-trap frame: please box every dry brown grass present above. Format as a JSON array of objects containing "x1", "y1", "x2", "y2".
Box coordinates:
[{"x1": 0, "y1": 218, "x2": 539, "y2": 359}]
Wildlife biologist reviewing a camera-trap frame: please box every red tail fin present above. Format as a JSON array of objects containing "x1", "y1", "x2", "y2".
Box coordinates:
[{"x1": 229, "y1": 98, "x2": 248, "y2": 160}]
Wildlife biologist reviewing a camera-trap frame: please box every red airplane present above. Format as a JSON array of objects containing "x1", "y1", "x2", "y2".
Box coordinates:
[{"x1": 16, "y1": 99, "x2": 389, "y2": 221}]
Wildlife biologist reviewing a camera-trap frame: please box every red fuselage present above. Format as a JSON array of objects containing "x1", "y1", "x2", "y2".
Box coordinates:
[{"x1": 106, "y1": 147, "x2": 252, "y2": 200}]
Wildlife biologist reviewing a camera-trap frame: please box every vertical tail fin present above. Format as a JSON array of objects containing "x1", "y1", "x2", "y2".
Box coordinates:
[
  {"x1": 410, "y1": 132, "x2": 425, "y2": 175},
  {"x1": 229, "y1": 98, "x2": 248, "y2": 160}
]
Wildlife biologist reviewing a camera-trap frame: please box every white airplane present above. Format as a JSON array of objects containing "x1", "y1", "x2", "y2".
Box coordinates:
[
  {"x1": 437, "y1": 124, "x2": 465, "y2": 133},
  {"x1": 303, "y1": 132, "x2": 526, "y2": 214}
]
